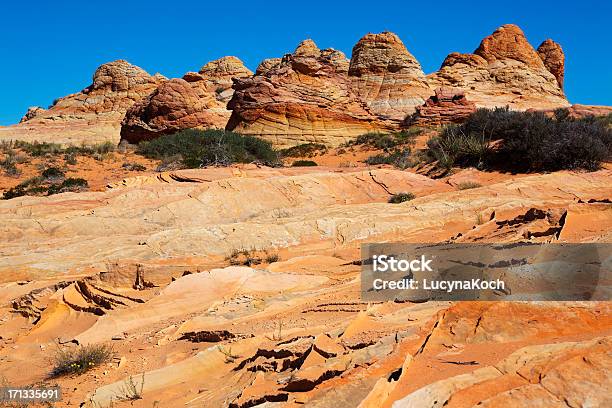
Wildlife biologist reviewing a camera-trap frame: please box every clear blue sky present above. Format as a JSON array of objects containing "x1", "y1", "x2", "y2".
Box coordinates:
[{"x1": 1, "y1": 0, "x2": 610, "y2": 125}]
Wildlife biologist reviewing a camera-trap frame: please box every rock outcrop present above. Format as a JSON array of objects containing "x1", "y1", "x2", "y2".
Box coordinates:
[
  {"x1": 405, "y1": 87, "x2": 476, "y2": 126},
  {"x1": 537, "y1": 39, "x2": 565, "y2": 89},
  {"x1": 226, "y1": 40, "x2": 390, "y2": 147},
  {"x1": 348, "y1": 32, "x2": 432, "y2": 121},
  {"x1": 530, "y1": 103, "x2": 612, "y2": 119},
  {"x1": 121, "y1": 56, "x2": 252, "y2": 143},
  {"x1": 19, "y1": 106, "x2": 47, "y2": 123},
  {"x1": 0, "y1": 60, "x2": 164, "y2": 144},
  {"x1": 428, "y1": 24, "x2": 568, "y2": 110}
]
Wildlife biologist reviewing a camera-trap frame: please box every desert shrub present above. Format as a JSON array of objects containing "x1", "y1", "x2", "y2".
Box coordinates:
[
  {"x1": 366, "y1": 148, "x2": 412, "y2": 169},
  {"x1": 426, "y1": 126, "x2": 491, "y2": 170},
  {"x1": 64, "y1": 152, "x2": 78, "y2": 165},
  {"x1": 279, "y1": 143, "x2": 327, "y2": 158},
  {"x1": 47, "y1": 178, "x2": 88, "y2": 195},
  {"x1": 1, "y1": 150, "x2": 23, "y2": 176},
  {"x1": 425, "y1": 107, "x2": 611, "y2": 172},
  {"x1": 456, "y1": 181, "x2": 482, "y2": 190},
  {"x1": 42, "y1": 167, "x2": 65, "y2": 180},
  {"x1": 227, "y1": 248, "x2": 279, "y2": 266},
  {"x1": 122, "y1": 162, "x2": 146, "y2": 171},
  {"x1": 347, "y1": 128, "x2": 422, "y2": 149},
  {"x1": 51, "y1": 343, "x2": 113, "y2": 377},
  {"x1": 388, "y1": 192, "x2": 415, "y2": 203},
  {"x1": 136, "y1": 129, "x2": 280, "y2": 168},
  {"x1": 2, "y1": 178, "x2": 46, "y2": 199},
  {"x1": 117, "y1": 373, "x2": 145, "y2": 401},
  {"x1": 292, "y1": 160, "x2": 318, "y2": 167},
  {"x1": 265, "y1": 252, "x2": 280, "y2": 263},
  {"x1": 2, "y1": 173, "x2": 88, "y2": 199},
  {"x1": 12, "y1": 140, "x2": 116, "y2": 158}
]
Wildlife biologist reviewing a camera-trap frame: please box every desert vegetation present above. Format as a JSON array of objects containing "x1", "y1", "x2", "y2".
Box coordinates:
[
  {"x1": 226, "y1": 248, "x2": 281, "y2": 266},
  {"x1": 425, "y1": 107, "x2": 612, "y2": 172},
  {"x1": 344, "y1": 129, "x2": 422, "y2": 169},
  {"x1": 388, "y1": 192, "x2": 416, "y2": 203},
  {"x1": 2, "y1": 166, "x2": 88, "y2": 199},
  {"x1": 135, "y1": 129, "x2": 280, "y2": 168},
  {"x1": 291, "y1": 160, "x2": 318, "y2": 167},
  {"x1": 456, "y1": 181, "x2": 482, "y2": 190},
  {"x1": 51, "y1": 344, "x2": 114, "y2": 377},
  {"x1": 279, "y1": 143, "x2": 328, "y2": 158}
]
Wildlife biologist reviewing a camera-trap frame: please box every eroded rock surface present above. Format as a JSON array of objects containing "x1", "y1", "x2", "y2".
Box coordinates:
[
  {"x1": 428, "y1": 24, "x2": 568, "y2": 110},
  {"x1": 0, "y1": 165, "x2": 610, "y2": 407},
  {"x1": 537, "y1": 39, "x2": 565, "y2": 89},
  {"x1": 121, "y1": 56, "x2": 252, "y2": 143},
  {"x1": 406, "y1": 87, "x2": 477, "y2": 126},
  {"x1": 0, "y1": 60, "x2": 165, "y2": 144},
  {"x1": 226, "y1": 40, "x2": 389, "y2": 147},
  {"x1": 348, "y1": 32, "x2": 432, "y2": 121}
]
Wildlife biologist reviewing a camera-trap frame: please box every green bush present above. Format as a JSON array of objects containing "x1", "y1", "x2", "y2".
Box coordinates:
[
  {"x1": 388, "y1": 192, "x2": 416, "y2": 203},
  {"x1": 366, "y1": 148, "x2": 412, "y2": 169},
  {"x1": 136, "y1": 129, "x2": 280, "y2": 168},
  {"x1": 122, "y1": 162, "x2": 147, "y2": 171},
  {"x1": 0, "y1": 150, "x2": 22, "y2": 177},
  {"x1": 291, "y1": 160, "x2": 318, "y2": 167},
  {"x1": 456, "y1": 181, "x2": 482, "y2": 190},
  {"x1": 42, "y1": 167, "x2": 65, "y2": 180},
  {"x1": 347, "y1": 128, "x2": 422, "y2": 150},
  {"x1": 425, "y1": 107, "x2": 611, "y2": 172},
  {"x1": 51, "y1": 344, "x2": 114, "y2": 377},
  {"x1": 2, "y1": 174, "x2": 88, "y2": 200},
  {"x1": 10, "y1": 140, "x2": 116, "y2": 157},
  {"x1": 47, "y1": 178, "x2": 88, "y2": 195},
  {"x1": 279, "y1": 143, "x2": 327, "y2": 158}
]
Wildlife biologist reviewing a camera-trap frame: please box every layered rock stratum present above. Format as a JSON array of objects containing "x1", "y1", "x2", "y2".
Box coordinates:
[
  {"x1": 121, "y1": 56, "x2": 252, "y2": 143},
  {"x1": 0, "y1": 60, "x2": 165, "y2": 144},
  {"x1": 0, "y1": 164, "x2": 610, "y2": 407},
  {"x1": 427, "y1": 24, "x2": 569, "y2": 110},
  {"x1": 406, "y1": 87, "x2": 477, "y2": 126},
  {"x1": 1, "y1": 24, "x2": 608, "y2": 148},
  {"x1": 348, "y1": 32, "x2": 432, "y2": 121},
  {"x1": 226, "y1": 40, "x2": 389, "y2": 147}
]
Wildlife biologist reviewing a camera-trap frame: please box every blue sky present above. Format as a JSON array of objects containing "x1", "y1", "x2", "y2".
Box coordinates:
[{"x1": 1, "y1": 0, "x2": 610, "y2": 125}]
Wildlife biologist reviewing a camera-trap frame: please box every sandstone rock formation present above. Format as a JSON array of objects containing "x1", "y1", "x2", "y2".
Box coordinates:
[
  {"x1": 348, "y1": 32, "x2": 432, "y2": 121},
  {"x1": 226, "y1": 40, "x2": 390, "y2": 147},
  {"x1": 255, "y1": 58, "x2": 282, "y2": 75},
  {"x1": 121, "y1": 56, "x2": 252, "y2": 143},
  {"x1": 537, "y1": 39, "x2": 565, "y2": 88},
  {"x1": 0, "y1": 60, "x2": 164, "y2": 144},
  {"x1": 530, "y1": 103, "x2": 612, "y2": 119},
  {"x1": 19, "y1": 106, "x2": 47, "y2": 123},
  {"x1": 406, "y1": 87, "x2": 476, "y2": 126},
  {"x1": 428, "y1": 24, "x2": 569, "y2": 110},
  {"x1": 1, "y1": 164, "x2": 610, "y2": 407}
]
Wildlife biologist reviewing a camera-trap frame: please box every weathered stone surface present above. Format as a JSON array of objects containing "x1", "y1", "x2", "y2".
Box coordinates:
[
  {"x1": 529, "y1": 103, "x2": 612, "y2": 119},
  {"x1": 0, "y1": 60, "x2": 164, "y2": 144},
  {"x1": 391, "y1": 337, "x2": 612, "y2": 408},
  {"x1": 226, "y1": 40, "x2": 389, "y2": 147},
  {"x1": 256, "y1": 58, "x2": 282, "y2": 75},
  {"x1": 121, "y1": 56, "x2": 252, "y2": 143},
  {"x1": 349, "y1": 32, "x2": 432, "y2": 121},
  {"x1": 19, "y1": 106, "x2": 47, "y2": 123},
  {"x1": 537, "y1": 39, "x2": 565, "y2": 88},
  {"x1": 406, "y1": 87, "x2": 476, "y2": 126},
  {"x1": 1, "y1": 163, "x2": 611, "y2": 406},
  {"x1": 428, "y1": 24, "x2": 569, "y2": 110},
  {"x1": 474, "y1": 24, "x2": 545, "y2": 70}
]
